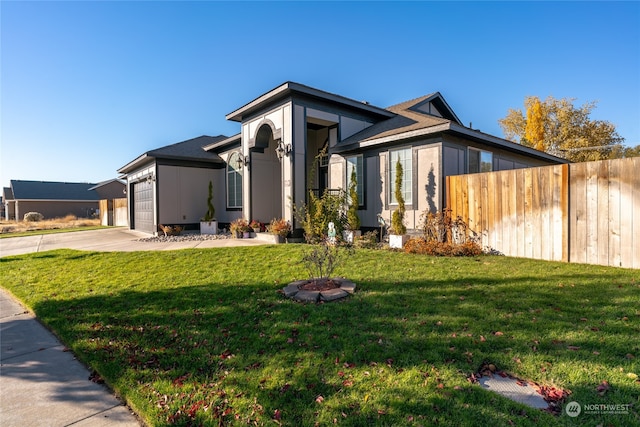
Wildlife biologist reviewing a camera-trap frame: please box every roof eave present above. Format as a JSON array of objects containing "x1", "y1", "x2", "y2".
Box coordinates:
[
  {"x1": 203, "y1": 133, "x2": 242, "y2": 152},
  {"x1": 117, "y1": 153, "x2": 153, "y2": 174},
  {"x1": 332, "y1": 123, "x2": 452, "y2": 153},
  {"x1": 448, "y1": 124, "x2": 568, "y2": 163},
  {"x1": 333, "y1": 123, "x2": 568, "y2": 164},
  {"x1": 226, "y1": 81, "x2": 395, "y2": 123}
]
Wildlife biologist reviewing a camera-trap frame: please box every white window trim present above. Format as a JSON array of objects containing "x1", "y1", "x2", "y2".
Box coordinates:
[
  {"x1": 346, "y1": 155, "x2": 364, "y2": 207},
  {"x1": 227, "y1": 151, "x2": 243, "y2": 209},
  {"x1": 389, "y1": 147, "x2": 412, "y2": 205}
]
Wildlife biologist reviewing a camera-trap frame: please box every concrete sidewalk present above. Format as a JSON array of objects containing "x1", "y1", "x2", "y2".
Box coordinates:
[
  {"x1": 0, "y1": 289, "x2": 142, "y2": 426},
  {"x1": 0, "y1": 227, "x2": 267, "y2": 257}
]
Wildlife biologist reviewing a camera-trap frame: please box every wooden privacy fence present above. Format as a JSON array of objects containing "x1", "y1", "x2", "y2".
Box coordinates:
[
  {"x1": 99, "y1": 198, "x2": 128, "y2": 227},
  {"x1": 446, "y1": 157, "x2": 639, "y2": 269}
]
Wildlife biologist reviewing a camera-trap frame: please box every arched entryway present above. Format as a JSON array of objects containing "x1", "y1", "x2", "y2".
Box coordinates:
[{"x1": 250, "y1": 124, "x2": 283, "y2": 222}]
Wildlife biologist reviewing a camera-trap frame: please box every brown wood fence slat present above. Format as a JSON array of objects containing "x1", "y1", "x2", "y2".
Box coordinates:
[
  {"x1": 447, "y1": 158, "x2": 638, "y2": 268},
  {"x1": 99, "y1": 198, "x2": 128, "y2": 227}
]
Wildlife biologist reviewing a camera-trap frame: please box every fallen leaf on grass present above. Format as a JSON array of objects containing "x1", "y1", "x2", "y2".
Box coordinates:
[
  {"x1": 88, "y1": 370, "x2": 104, "y2": 384},
  {"x1": 493, "y1": 331, "x2": 504, "y2": 336},
  {"x1": 596, "y1": 380, "x2": 610, "y2": 396},
  {"x1": 273, "y1": 409, "x2": 282, "y2": 420},
  {"x1": 315, "y1": 395, "x2": 324, "y2": 404},
  {"x1": 567, "y1": 346, "x2": 580, "y2": 351}
]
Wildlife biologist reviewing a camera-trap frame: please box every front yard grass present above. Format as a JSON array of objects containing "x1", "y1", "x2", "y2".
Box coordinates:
[{"x1": 1, "y1": 246, "x2": 638, "y2": 426}]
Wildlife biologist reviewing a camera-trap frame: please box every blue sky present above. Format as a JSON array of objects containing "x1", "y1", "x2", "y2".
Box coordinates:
[{"x1": 2, "y1": 1, "x2": 639, "y2": 187}]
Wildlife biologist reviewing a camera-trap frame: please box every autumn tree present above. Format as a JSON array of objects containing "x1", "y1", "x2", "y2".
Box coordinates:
[{"x1": 499, "y1": 96, "x2": 632, "y2": 162}]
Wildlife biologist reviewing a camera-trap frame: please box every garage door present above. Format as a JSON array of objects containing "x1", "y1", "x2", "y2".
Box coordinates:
[{"x1": 133, "y1": 180, "x2": 154, "y2": 233}]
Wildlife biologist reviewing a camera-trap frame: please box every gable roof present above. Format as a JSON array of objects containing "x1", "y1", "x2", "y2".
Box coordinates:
[
  {"x1": 10, "y1": 180, "x2": 100, "y2": 201},
  {"x1": 3, "y1": 187, "x2": 13, "y2": 200},
  {"x1": 226, "y1": 81, "x2": 395, "y2": 123},
  {"x1": 118, "y1": 135, "x2": 227, "y2": 174},
  {"x1": 87, "y1": 179, "x2": 125, "y2": 191},
  {"x1": 333, "y1": 93, "x2": 567, "y2": 163},
  {"x1": 335, "y1": 93, "x2": 456, "y2": 149}
]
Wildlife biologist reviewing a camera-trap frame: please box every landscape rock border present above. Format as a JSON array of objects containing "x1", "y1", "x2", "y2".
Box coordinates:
[{"x1": 282, "y1": 278, "x2": 356, "y2": 303}]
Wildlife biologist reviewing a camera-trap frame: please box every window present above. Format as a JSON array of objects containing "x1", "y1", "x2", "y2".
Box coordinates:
[
  {"x1": 468, "y1": 148, "x2": 493, "y2": 173},
  {"x1": 346, "y1": 155, "x2": 364, "y2": 206},
  {"x1": 389, "y1": 148, "x2": 412, "y2": 205},
  {"x1": 227, "y1": 152, "x2": 243, "y2": 208}
]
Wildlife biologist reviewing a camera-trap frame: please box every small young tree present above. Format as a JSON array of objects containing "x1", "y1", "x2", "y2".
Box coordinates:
[
  {"x1": 346, "y1": 168, "x2": 360, "y2": 231},
  {"x1": 391, "y1": 158, "x2": 406, "y2": 235},
  {"x1": 203, "y1": 180, "x2": 215, "y2": 222}
]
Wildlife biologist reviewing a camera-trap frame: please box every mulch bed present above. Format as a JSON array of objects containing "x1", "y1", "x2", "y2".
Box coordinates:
[{"x1": 297, "y1": 278, "x2": 341, "y2": 291}]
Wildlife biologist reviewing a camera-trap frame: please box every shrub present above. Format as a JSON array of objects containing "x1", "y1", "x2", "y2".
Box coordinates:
[
  {"x1": 295, "y1": 189, "x2": 347, "y2": 243},
  {"x1": 421, "y1": 208, "x2": 474, "y2": 244},
  {"x1": 405, "y1": 208, "x2": 482, "y2": 256},
  {"x1": 202, "y1": 180, "x2": 215, "y2": 222},
  {"x1": 390, "y1": 158, "x2": 406, "y2": 235},
  {"x1": 159, "y1": 224, "x2": 183, "y2": 237},
  {"x1": 346, "y1": 168, "x2": 360, "y2": 231},
  {"x1": 302, "y1": 240, "x2": 353, "y2": 279},
  {"x1": 23, "y1": 212, "x2": 44, "y2": 222},
  {"x1": 353, "y1": 230, "x2": 379, "y2": 249},
  {"x1": 267, "y1": 218, "x2": 291, "y2": 238},
  {"x1": 404, "y1": 238, "x2": 482, "y2": 256},
  {"x1": 230, "y1": 218, "x2": 250, "y2": 236}
]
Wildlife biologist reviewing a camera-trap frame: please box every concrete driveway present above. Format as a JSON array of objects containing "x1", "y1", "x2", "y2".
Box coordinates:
[{"x1": 0, "y1": 227, "x2": 266, "y2": 257}]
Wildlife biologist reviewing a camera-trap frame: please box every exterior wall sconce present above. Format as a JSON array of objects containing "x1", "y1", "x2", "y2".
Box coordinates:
[
  {"x1": 276, "y1": 139, "x2": 292, "y2": 160},
  {"x1": 236, "y1": 154, "x2": 250, "y2": 168},
  {"x1": 145, "y1": 174, "x2": 156, "y2": 183}
]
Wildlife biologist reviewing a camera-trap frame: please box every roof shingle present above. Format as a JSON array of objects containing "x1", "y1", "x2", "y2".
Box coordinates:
[{"x1": 10, "y1": 180, "x2": 100, "y2": 201}]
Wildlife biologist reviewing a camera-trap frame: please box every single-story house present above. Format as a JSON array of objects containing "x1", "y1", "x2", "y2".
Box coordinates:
[
  {"x1": 3, "y1": 179, "x2": 125, "y2": 221},
  {"x1": 118, "y1": 81, "x2": 566, "y2": 235}
]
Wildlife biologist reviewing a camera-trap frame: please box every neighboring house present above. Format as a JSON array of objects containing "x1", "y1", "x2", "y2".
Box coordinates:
[
  {"x1": 3, "y1": 179, "x2": 125, "y2": 221},
  {"x1": 118, "y1": 81, "x2": 566, "y2": 235}
]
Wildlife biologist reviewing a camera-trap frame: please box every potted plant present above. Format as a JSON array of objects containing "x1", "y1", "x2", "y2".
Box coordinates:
[
  {"x1": 267, "y1": 218, "x2": 291, "y2": 243},
  {"x1": 250, "y1": 220, "x2": 261, "y2": 234},
  {"x1": 242, "y1": 222, "x2": 252, "y2": 239},
  {"x1": 343, "y1": 168, "x2": 362, "y2": 244},
  {"x1": 200, "y1": 180, "x2": 218, "y2": 235},
  {"x1": 389, "y1": 158, "x2": 408, "y2": 249},
  {"x1": 230, "y1": 218, "x2": 249, "y2": 238}
]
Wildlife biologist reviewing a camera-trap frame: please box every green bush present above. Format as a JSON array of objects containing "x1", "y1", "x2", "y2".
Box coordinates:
[
  {"x1": 296, "y1": 189, "x2": 347, "y2": 243},
  {"x1": 202, "y1": 180, "x2": 215, "y2": 222},
  {"x1": 390, "y1": 158, "x2": 406, "y2": 234},
  {"x1": 346, "y1": 168, "x2": 360, "y2": 231}
]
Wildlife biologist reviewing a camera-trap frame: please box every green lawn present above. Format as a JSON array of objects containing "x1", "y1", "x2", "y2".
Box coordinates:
[{"x1": 1, "y1": 246, "x2": 638, "y2": 426}]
